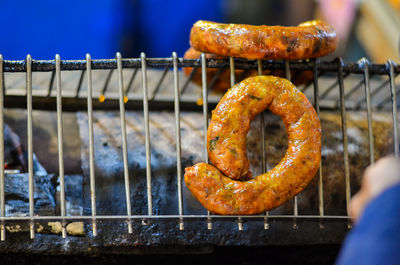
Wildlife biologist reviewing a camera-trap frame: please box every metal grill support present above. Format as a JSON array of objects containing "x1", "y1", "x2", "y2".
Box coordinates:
[
  {"x1": 201, "y1": 53, "x2": 213, "y2": 230},
  {"x1": 337, "y1": 58, "x2": 352, "y2": 229},
  {"x1": 258, "y1": 59, "x2": 270, "y2": 230},
  {"x1": 55, "y1": 54, "x2": 67, "y2": 238},
  {"x1": 141, "y1": 52, "x2": 153, "y2": 222},
  {"x1": 313, "y1": 60, "x2": 325, "y2": 229},
  {"x1": 172, "y1": 52, "x2": 184, "y2": 230},
  {"x1": 285, "y1": 61, "x2": 299, "y2": 230},
  {"x1": 116, "y1": 53, "x2": 133, "y2": 234},
  {"x1": 362, "y1": 59, "x2": 375, "y2": 164},
  {"x1": 388, "y1": 60, "x2": 399, "y2": 157},
  {"x1": 229, "y1": 57, "x2": 244, "y2": 231},
  {"x1": 26, "y1": 54, "x2": 35, "y2": 239},
  {"x1": 86, "y1": 53, "x2": 97, "y2": 236},
  {"x1": 0, "y1": 55, "x2": 4, "y2": 241},
  {"x1": 0, "y1": 54, "x2": 399, "y2": 240}
]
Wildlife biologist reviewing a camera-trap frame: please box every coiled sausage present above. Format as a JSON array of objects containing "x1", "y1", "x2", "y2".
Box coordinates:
[{"x1": 184, "y1": 76, "x2": 321, "y2": 214}]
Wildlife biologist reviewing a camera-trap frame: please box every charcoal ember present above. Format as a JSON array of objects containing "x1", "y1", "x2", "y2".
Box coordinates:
[
  {"x1": 3, "y1": 122, "x2": 48, "y2": 176},
  {"x1": 68, "y1": 110, "x2": 395, "y2": 252},
  {"x1": 77, "y1": 111, "x2": 204, "y2": 216},
  {"x1": 0, "y1": 109, "x2": 395, "y2": 254},
  {"x1": 4, "y1": 110, "x2": 82, "y2": 175},
  {"x1": 54, "y1": 174, "x2": 83, "y2": 216},
  {"x1": 5, "y1": 173, "x2": 55, "y2": 217},
  {"x1": 3, "y1": 122, "x2": 52, "y2": 216},
  {"x1": 4, "y1": 174, "x2": 85, "y2": 235},
  {"x1": 4, "y1": 123, "x2": 26, "y2": 170},
  {"x1": 2, "y1": 121, "x2": 55, "y2": 232},
  {"x1": 2, "y1": 111, "x2": 84, "y2": 236}
]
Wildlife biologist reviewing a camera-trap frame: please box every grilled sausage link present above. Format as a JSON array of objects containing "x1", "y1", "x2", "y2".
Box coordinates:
[
  {"x1": 190, "y1": 20, "x2": 337, "y2": 60},
  {"x1": 184, "y1": 76, "x2": 321, "y2": 214}
]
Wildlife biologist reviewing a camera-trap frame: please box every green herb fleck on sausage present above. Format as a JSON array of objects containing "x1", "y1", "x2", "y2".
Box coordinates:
[
  {"x1": 229, "y1": 148, "x2": 237, "y2": 155},
  {"x1": 209, "y1": 136, "x2": 220, "y2": 151}
]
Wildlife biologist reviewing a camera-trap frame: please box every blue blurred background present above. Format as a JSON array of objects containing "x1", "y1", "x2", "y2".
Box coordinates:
[
  {"x1": 0, "y1": 0, "x2": 223, "y2": 59},
  {"x1": 0, "y1": 0, "x2": 381, "y2": 61}
]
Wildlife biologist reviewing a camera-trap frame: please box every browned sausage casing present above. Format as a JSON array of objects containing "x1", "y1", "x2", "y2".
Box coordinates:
[
  {"x1": 184, "y1": 76, "x2": 321, "y2": 215},
  {"x1": 190, "y1": 20, "x2": 337, "y2": 60}
]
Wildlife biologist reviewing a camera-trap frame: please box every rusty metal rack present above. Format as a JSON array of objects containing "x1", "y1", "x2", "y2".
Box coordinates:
[{"x1": 0, "y1": 53, "x2": 399, "y2": 240}]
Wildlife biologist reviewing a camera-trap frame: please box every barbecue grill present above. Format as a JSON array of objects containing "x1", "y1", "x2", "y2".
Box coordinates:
[{"x1": 0, "y1": 52, "x2": 398, "y2": 255}]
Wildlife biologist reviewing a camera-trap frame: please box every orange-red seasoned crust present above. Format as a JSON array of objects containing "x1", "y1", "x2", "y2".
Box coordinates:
[
  {"x1": 184, "y1": 76, "x2": 321, "y2": 215},
  {"x1": 190, "y1": 20, "x2": 337, "y2": 60}
]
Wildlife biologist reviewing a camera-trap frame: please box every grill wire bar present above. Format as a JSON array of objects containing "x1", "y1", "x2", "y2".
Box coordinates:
[
  {"x1": 337, "y1": 58, "x2": 352, "y2": 229},
  {"x1": 229, "y1": 56, "x2": 236, "y2": 88},
  {"x1": 355, "y1": 80, "x2": 378, "y2": 110},
  {"x1": 313, "y1": 60, "x2": 325, "y2": 229},
  {"x1": 201, "y1": 54, "x2": 213, "y2": 230},
  {"x1": 55, "y1": 55, "x2": 67, "y2": 238},
  {"x1": 116, "y1": 53, "x2": 133, "y2": 234},
  {"x1": 388, "y1": 60, "x2": 399, "y2": 157},
  {"x1": 377, "y1": 74, "x2": 400, "y2": 109},
  {"x1": 26, "y1": 54, "x2": 35, "y2": 239},
  {"x1": 86, "y1": 54, "x2": 97, "y2": 236},
  {"x1": 3, "y1": 58, "x2": 399, "y2": 73},
  {"x1": 0, "y1": 55, "x2": 5, "y2": 241},
  {"x1": 172, "y1": 53, "x2": 185, "y2": 230},
  {"x1": 258, "y1": 59, "x2": 269, "y2": 230},
  {"x1": 313, "y1": 60, "x2": 324, "y2": 229},
  {"x1": 141, "y1": 53, "x2": 153, "y2": 221},
  {"x1": 229, "y1": 57, "x2": 244, "y2": 231},
  {"x1": 286, "y1": 61, "x2": 299, "y2": 230},
  {"x1": 0, "y1": 214, "x2": 351, "y2": 221},
  {"x1": 1, "y1": 55, "x2": 399, "y2": 238},
  {"x1": 362, "y1": 59, "x2": 375, "y2": 164}
]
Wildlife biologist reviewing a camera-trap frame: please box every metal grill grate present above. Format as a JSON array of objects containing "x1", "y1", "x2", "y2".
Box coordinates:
[{"x1": 0, "y1": 53, "x2": 399, "y2": 240}]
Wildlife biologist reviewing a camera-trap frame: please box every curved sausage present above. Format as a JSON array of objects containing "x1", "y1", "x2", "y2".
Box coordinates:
[
  {"x1": 190, "y1": 20, "x2": 337, "y2": 60},
  {"x1": 184, "y1": 76, "x2": 321, "y2": 214}
]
